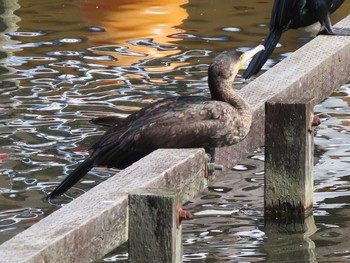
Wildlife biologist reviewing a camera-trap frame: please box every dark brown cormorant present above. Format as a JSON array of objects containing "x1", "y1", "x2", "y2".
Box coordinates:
[
  {"x1": 243, "y1": 0, "x2": 348, "y2": 79},
  {"x1": 47, "y1": 45, "x2": 264, "y2": 199}
]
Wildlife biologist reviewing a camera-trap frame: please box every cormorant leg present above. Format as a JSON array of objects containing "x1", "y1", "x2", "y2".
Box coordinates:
[
  {"x1": 318, "y1": 14, "x2": 335, "y2": 35},
  {"x1": 318, "y1": 27, "x2": 350, "y2": 36},
  {"x1": 204, "y1": 147, "x2": 216, "y2": 162},
  {"x1": 317, "y1": 13, "x2": 350, "y2": 36}
]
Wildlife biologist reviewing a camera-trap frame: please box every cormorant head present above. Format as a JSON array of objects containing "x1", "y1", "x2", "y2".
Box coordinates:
[{"x1": 208, "y1": 45, "x2": 265, "y2": 85}]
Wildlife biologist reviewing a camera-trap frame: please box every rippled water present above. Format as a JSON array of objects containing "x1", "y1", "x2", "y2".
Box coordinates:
[{"x1": 1, "y1": 0, "x2": 350, "y2": 262}]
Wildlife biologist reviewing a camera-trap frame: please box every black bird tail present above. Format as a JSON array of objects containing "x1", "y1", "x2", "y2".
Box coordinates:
[
  {"x1": 242, "y1": 30, "x2": 282, "y2": 79},
  {"x1": 47, "y1": 157, "x2": 94, "y2": 199}
]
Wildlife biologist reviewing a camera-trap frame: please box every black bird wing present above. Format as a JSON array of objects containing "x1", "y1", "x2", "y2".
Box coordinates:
[
  {"x1": 93, "y1": 97, "x2": 238, "y2": 168},
  {"x1": 291, "y1": 0, "x2": 346, "y2": 34},
  {"x1": 243, "y1": 0, "x2": 306, "y2": 79},
  {"x1": 48, "y1": 98, "x2": 187, "y2": 198}
]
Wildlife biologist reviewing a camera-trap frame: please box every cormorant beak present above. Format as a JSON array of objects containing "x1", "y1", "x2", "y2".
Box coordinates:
[{"x1": 240, "y1": 45, "x2": 265, "y2": 68}]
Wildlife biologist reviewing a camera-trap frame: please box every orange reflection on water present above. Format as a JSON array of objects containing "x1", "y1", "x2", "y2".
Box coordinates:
[
  {"x1": 144, "y1": 62, "x2": 188, "y2": 72},
  {"x1": 76, "y1": 0, "x2": 189, "y2": 67}
]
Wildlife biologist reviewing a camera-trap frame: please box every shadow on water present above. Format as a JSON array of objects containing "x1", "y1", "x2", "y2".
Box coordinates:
[{"x1": 1, "y1": 0, "x2": 350, "y2": 262}]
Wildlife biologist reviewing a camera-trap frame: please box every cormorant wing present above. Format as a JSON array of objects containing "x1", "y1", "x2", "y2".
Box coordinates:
[{"x1": 93, "y1": 98, "x2": 236, "y2": 167}]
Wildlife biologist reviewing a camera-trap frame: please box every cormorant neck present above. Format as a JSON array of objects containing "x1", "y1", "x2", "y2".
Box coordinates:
[{"x1": 208, "y1": 75, "x2": 249, "y2": 111}]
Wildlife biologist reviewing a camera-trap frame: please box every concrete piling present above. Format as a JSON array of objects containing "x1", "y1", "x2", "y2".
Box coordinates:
[
  {"x1": 264, "y1": 98, "x2": 315, "y2": 218},
  {"x1": 128, "y1": 188, "x2": 183, "y2": 263}
]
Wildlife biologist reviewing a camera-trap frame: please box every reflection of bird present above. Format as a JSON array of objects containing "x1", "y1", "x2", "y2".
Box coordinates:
[
  {"x1": 47, "y1": 45, "x2": 264, "y2": 199},
  {"x1": 243, "y1": 0, "x2": 347, "y2": 79}
]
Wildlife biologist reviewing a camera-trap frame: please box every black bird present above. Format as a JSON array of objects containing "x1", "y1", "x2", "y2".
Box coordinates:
[
  {"x1": 243, "y1": 0, "x2": 347, "y2": 79},
  {"x1": 47, "y1": 45, "x2": 264, "y2": 199}
]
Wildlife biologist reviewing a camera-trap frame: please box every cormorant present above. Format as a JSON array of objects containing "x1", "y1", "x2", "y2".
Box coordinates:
[
  {"x1": 47, "y1": 45, "x2": 264, "y2": 199},
  {"x1": 243, "y1": 0, "x2": 347, "y2": 79}
]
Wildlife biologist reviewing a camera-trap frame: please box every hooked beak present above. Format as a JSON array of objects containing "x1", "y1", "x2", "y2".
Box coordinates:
[{"x1": 240, "y1": 45, "x2": 265, "y2": 68}]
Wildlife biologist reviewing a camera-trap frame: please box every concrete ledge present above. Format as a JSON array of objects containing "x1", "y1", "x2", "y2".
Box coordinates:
[
  {"x1": 0, "y1": 149, "x2": 207, "y2": 263},
  {"x1": 1, "y1": 14, "x2": 350, "y2": 263}
]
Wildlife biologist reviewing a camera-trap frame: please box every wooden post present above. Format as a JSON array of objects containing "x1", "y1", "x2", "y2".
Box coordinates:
[
  {"x1": 128, "y1": 188, "x2": 182, "y2": 263},
  {"x1": 264, "y1": 97, "x2": 314, "y2": 218}
]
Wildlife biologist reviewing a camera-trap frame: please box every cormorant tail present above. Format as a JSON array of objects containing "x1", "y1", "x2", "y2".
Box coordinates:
[
  {"x1": 47, "y1": 157, "x2": 94, "y2": 199},
  {"x1": 242, "y1": 30, "x2": 282, "y2": 79}
]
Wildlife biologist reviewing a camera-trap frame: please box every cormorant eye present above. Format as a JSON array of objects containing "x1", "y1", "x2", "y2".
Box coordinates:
[
  {"x1": 239, "y1": 55, "x2": 245, "y2": 66},
  {"x1": 239, "y1": 55, "x2": 244, "y2": 61}
]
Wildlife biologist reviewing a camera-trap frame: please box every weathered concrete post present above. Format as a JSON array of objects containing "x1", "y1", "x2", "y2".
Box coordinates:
[
  {"x1": 264, "y1": 97, "x2": 315, "y2": 218},
  {"x1": 128, "y1": 188, "x2": 184, "y2": 263}
]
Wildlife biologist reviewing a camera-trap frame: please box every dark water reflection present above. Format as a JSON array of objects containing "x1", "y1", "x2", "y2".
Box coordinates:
[{"x1": 1, "y1": 0, "x2": 350, "y2": 262}]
